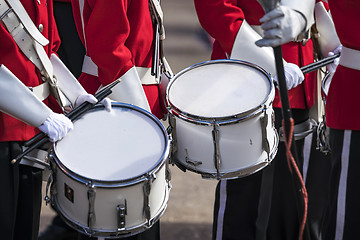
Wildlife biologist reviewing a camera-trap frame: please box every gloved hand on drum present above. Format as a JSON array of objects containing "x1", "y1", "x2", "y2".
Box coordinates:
[
  {"x1": 256, "y1": 6, "x2": 306, "y2": 47},
  {"x1": 75, "y1": 93, "x2": 112, "y2": 112},
  {"x1": 327, "y1": 45, "x2": 342, "y2": 74},
  {"x1": 38, "y1": 112, "x2": 73, "y2": 142},
  {"x1": 273, "y1": 63, "x2": 304, "y2": 90}
]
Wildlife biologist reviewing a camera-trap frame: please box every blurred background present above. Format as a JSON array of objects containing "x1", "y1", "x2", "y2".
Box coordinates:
[{"x1": 40, "y1": 0, "x2": 218, "y2": 239}]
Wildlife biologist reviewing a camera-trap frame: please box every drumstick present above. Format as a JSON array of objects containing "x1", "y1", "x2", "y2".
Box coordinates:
[
  {"x1": 24, "y1": 80, "x2": 120, "y2": 147},
  {"x1": 13, "y1": 80, "x2": 121, "y2": 164},
  {"x1": 300, "y1": 53, "x2": 340, "y2": 74}
]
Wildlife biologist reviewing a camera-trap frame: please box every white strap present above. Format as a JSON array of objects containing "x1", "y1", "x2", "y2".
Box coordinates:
[
  {"x1": 149, "y1": 0, "x2": 165, "y2": 39},
  {"x1": 0, "y1": 0, "x2": 54, "y2": 79},
  {"x1": 5, "y1": 0, "x2": 49, "y2": 46},
  {"x1": 82, "y1": 55, "x2": 159, "y2": 84},
  {"x1": 339, "y1": 46, "x2": 360, "y2": 71},
  {"x1": 29, "y1": 82, "x2": 50, "y2": 101},
  {"x1": 0, "y1": 0, "x2": 72, "y2": 108}
]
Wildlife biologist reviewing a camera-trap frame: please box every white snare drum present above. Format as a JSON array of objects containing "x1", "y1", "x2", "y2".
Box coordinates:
[
  {"x1": 48, "y1": 103, "x2": 171, "y2": 238},
  {"x1": 166, "y1": 60, "x2": 278, "y2": 179}
]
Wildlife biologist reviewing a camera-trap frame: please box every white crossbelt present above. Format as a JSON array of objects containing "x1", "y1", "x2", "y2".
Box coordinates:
[
  {"x1": 339, "y1": 46, "x2": 360, "y2": 71},
  {"x1": 0, "y1": 0, "x2": 52, "y2": 100},
  {"x1": 82, "y1": 55, "x2": 159, "y2": 85}
]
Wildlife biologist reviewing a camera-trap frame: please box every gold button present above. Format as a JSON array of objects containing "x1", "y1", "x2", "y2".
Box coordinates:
[{"x1": 38, "y1": 24, "x2": 44, "y2": 32}]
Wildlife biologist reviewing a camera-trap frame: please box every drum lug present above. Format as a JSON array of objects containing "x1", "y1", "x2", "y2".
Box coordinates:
[
  {"x1": 212, "y1": 122, "x2": 221, "y2": 178},
  {"x1": 260, "y1": 108, "x2": 271, "y2": 162},
  {"x1": 143, "y1": 173, "x2": 155, "y2": 226},
  {"x1": 86, "y1": 183, "x2": 96, "y2": 234},
  {"x1": 165, "y1": 159, "x2": 172, "y2": 182},
  {"x1": 44, "y1": 152, "x2": 56, "y2": 206},
  {"x1": 44, "y1": 171, "x2": 53, "y2": 205},
  {"x1": 116, "y1": 200, "x2": 127, "y2": 231},
  {"x1": 168, "y1": 114, "x2": 178, "y2": 165}
]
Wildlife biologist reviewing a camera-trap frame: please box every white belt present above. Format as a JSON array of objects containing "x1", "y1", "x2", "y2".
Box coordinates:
[
  {"x1": 82, "y1": 55, "x2": 159, "y2": 85},
  {"x1": 339, "y1": 46, "x2": 360, "y2": 71}
]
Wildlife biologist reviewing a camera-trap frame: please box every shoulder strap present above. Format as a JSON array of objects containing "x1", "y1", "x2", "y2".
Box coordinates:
[{"x1": 0, "y1": 0, "x2": 67, "y2": 108}]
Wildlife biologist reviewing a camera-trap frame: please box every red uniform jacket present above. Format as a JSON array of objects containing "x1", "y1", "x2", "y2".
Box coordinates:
[
  {"x1": 0, "y1": 0, "x2": 61, "y2": 142},
  {"x1": 194, "y1": 0, "x2": 317, "y2": 110},
  {"x1": 326, "y1": 0, "x2": 360, "y2": 130},
  {"x1": 71, "y1": 0, "x2": 165, "y2": 119}
]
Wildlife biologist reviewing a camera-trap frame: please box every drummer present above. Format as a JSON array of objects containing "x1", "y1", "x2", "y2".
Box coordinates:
[
  {"x1": 0, "y1": 0, "x2": 106, "y2": 239},
  {"x1": 321, "y1": 1, "x2": 360, "y2": 239},
  {"x1": 194, "y1": 0, "x2": 332, "y2": 239},
  {"x1": 70, "y1": 0, "x2": 168, "y2": 239}
]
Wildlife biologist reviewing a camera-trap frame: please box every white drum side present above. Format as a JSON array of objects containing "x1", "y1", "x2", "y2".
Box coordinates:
[
  {"x1": 167, "y1": 60, "x2": 278, "y2": 179},
  {"x1": 50, "y1": 104, "x2": 170, "y2": 236},
  {"x1": 173, "y1": 105, "x2": 276, "y2": 176},
  {"x1": 54, "y1": 163, "x2": 168, "y2": 231}
]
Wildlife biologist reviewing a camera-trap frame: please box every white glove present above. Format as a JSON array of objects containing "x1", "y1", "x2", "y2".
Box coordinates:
[
  {"x1": 273, "y1": 63, "x2": 304, "y2": 90},
  {"x1": 75, "y1": 93, "x2": 112, "y2": 112},
  {"x1": 256, "y1": 6, "x2": 306, "y2": 47},
  {"x1": 99, "y1": 98, "x2": 112, "y2": 112},
  {"x1": 327, "y1": 45, "x2": 342, "y2": 74},
  {"x1": 38, "y1": 112, "x2": 74, "y2": 142}
]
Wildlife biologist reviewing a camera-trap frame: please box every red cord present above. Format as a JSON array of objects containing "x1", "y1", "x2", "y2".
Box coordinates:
[{"x1": 282, "y1": 119, "x2": 308, "y2": 240}]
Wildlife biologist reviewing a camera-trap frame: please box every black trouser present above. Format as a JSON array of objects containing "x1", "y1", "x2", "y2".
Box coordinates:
[
  {"x1": 213, "y1": 109, "x2": 332, "y2": 240},
  {"x1": 304, "y1": 129, "x2": 332, "y2": 240},
  {"x1": 77, "y1": 221, "x2": 160, "y2": 240},
  {"x1": 323, "y1": 129, "x2": 360, "y2": 240},
  {"x1": 0, "y1": 141, "x2": 43, "y2": 240},
  {"x1": 53, "y1": 1, "x2": 86, "y2": 79}
]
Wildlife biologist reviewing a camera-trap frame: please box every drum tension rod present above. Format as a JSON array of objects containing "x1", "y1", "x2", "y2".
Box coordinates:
[
  {"x1": 87, "y1": 183, "x2": 96, "y2": 233},
  {"x1": 117, "y1": 200, "x2": 127, "y2": 230},
  {"x1": 260, "y1": 108, "x2": 271, "y2": 162},
  {"x1": 212, "y1": 121, "x2": 221, "y2": 178}
]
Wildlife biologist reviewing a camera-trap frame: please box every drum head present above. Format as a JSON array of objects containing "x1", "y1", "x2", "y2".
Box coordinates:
[
  {"x1": 54, "y1": 104, "x2": 167, "y2": 182},
  {"x1": 167, "y1": 60, "x2": 272, "y2": 118}
]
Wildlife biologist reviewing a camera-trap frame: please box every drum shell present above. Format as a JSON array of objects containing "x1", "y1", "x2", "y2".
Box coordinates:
[
  {"x1": 167, "y1": 60, "x2": 278, "y2": 179},
  {"x1": 171, "y1": 104, "x2": 277, "y2": 179},
  {"x1": 52, "y1": 154, "x2": 169, "y2": 236}
]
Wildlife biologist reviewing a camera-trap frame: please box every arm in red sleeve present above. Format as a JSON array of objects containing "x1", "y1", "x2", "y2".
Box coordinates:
[
  {"x1": 194, "y1": 0, "x2": 245, "y2": 55},
  {"x1": 85, "y1": 0, "x2": 134, "y2": 86}
]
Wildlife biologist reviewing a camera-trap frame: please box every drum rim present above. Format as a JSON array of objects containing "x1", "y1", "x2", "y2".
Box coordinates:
[
  {"x1": 166, "y1": 59, "x2": 275, "y2": 125},
  {"x1": 52, "y1": 103, "x2": 170, "y2": 186}
]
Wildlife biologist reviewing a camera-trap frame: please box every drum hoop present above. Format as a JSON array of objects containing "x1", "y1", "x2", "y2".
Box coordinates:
[
  {"x1": 53, "y1": 103, "x2": 170, "y2": 187},
  {"x1": 53, "y1": 182, "x2": 170, "y2": 238},
  {"x1": 166, "y1": 59, "x2": 274, "y2": 126},
  {"x1": 169, "y1": 105, "x2": 266, "y2": 126}
]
